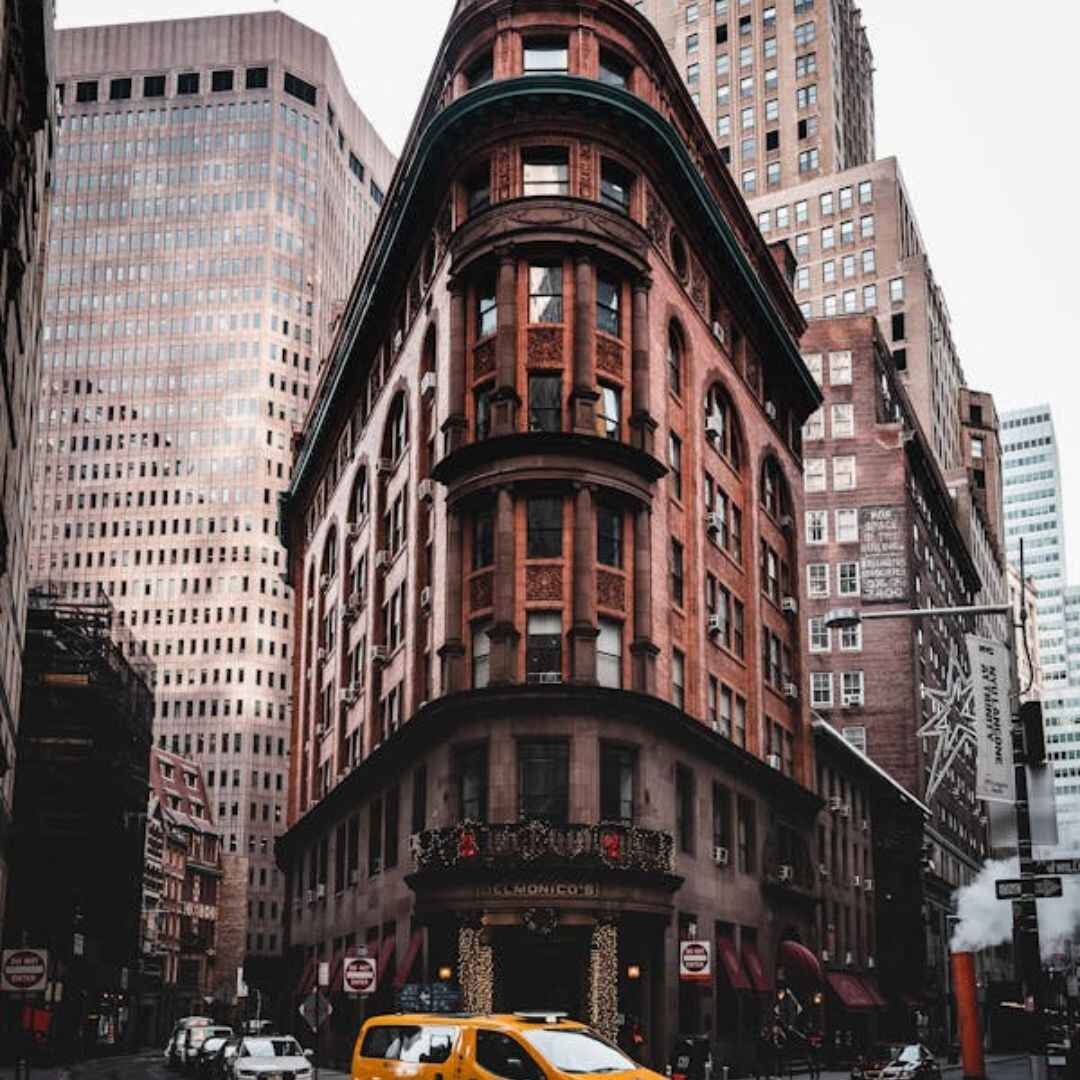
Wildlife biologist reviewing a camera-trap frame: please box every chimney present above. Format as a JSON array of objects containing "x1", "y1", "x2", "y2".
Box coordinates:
[{"x1": 951, "y1": 951, "x2": 986, "y2": 1080}]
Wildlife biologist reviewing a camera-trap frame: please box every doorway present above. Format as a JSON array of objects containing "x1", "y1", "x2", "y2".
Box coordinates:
[{"x1": 493, "y1": 926, "x2": 589, "y2": 1020}]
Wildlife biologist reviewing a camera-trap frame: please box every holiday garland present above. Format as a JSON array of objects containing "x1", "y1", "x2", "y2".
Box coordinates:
[{"x1": 588, "y1": 920, "x2": 619, "y2": 1042}]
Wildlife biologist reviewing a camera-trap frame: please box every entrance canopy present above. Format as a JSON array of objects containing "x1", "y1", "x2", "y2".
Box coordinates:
[
  {"x1": 778, "y1": 939, "x2": 823, "y2": 989},
  {"x1": 716, "y1": 938, "x2": 752, "y2": 991},
  {"x1": 827, "y1": 972, "x2": 877, "y2": 1010},
  {"x1": 742, "y1": 943, "x2": 773, "y2": 993}
]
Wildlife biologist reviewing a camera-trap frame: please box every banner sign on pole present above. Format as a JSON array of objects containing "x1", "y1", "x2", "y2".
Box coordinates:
[
  {"x1": 679, "y1": 940, "x2": 711, "y2": 983},
  {"x1": 967, "y1": 635, "x2": 1015, "y2": 803}
]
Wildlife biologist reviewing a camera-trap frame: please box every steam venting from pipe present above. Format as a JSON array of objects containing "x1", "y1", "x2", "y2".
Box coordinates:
[{"x1": 951, "y1": 856, "x2": 1080, "y2": 958}]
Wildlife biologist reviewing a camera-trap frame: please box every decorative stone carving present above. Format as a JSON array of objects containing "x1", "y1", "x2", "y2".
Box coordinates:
[
  {"x1": 474, "y1": 338, "x2": 496, "y2": 377},
  {"x1": 436, "y1": 200, "x2": 453, "y2": 257},
  {"x1": 470, "y1": 571, "x2": 494, "y2": 610},
  {"x1": 526, "y1": 327, "x2": 563, "y2": 367},
  {"x1": 597, "y1": 569, "x2": 625, "y2": 611},
  {"x1": 690, "y1": 256, "x2": 708, "y2": 315},
  {"x1": 596, "y1": 335, "x2": 623, "y2": 378},
  {"x1": 579, "y1": 141, "x2": 594, "y2": 200},
  {"x1": 494, "y1": 144, "x2": 512, "y2": 202},
  {"x1": 526, "y1": 565, "x2": 563, "y2": 601}
]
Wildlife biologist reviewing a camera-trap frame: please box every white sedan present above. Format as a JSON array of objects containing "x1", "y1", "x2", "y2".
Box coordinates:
[{"x1": 231, "y1": 1036, "x2": 313, "y2": 1080}]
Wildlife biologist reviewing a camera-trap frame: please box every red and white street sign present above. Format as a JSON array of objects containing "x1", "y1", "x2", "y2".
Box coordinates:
[
  {"x1": 679, "y1": 940, "x2": 711, "y2": 983},
  {"x1": 343, "y1": 956, "x2": 377, "y2": 996},
  {"x1": 1, "y1": 949, "x2": 48, "y2": 993}
]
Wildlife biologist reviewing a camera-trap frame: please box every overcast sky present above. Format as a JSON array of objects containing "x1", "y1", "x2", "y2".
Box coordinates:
[{"x1": 55, "y1": 0, "x2": 1080, "y2": 577}]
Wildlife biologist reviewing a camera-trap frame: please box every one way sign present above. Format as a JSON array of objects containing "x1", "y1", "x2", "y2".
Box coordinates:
[{"x1": 995, "y1": 876, "x2": 1064, "y2": 900}]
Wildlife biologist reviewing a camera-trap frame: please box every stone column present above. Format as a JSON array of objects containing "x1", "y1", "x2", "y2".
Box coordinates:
[
  {"x1": 489, "y1": 485, "x2": 519, "y2": 683},
  {"x1": 630, "y1": 505, "x2": 658, "y2": 693},
  {"x1": 458, "y1": 923, "x2": 494, "y2": 1013},
  {"x1": 629, "y1": 275, "x2": 656, "y2": 455},
  {"x1": 441, "y1": 277, "x2": 468, "y2": 454},
  {"x1": 570, "y1": 249, "x2": 599, "y2": 435},
  {"x1": 491, "y1": 247, "x2": 520, "y2": 435},
  {"x1": 438, "y1": 507, "x2": 466, "y2": 692},
  {"x1": 588, "y1": 919, "x2": 619, "y2": 1042},
  {"x1": 569, "y1": 484, "x2": 598, "y2": 683}
]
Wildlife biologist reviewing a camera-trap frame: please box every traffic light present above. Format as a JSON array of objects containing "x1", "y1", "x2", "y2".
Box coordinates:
[{"x1": 1020, "y1": 700, "x2": 1046, "y2": 765}]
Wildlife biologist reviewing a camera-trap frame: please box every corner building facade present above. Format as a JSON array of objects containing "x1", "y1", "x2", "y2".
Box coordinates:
[{"x1": 278, "y1": 0, "x2": 825, "y2": 1064}]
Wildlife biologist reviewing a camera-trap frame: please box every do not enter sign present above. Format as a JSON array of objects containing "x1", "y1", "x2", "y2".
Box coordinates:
[
  {"x1": 1, "y1": 949, "x2": 48, "y2": 993},
  {"x1": 679, "y1": 940, "x2": 711, "y2": 983},
  {"x1": 343, "y1": 956, "x2": 377, "y2": 995}
]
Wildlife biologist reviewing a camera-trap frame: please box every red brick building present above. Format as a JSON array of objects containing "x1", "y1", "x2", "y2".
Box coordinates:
[
  {"x1": 799, "y1": 316, "x2": 987, "y2": 1035},
  {"x1": 277, "y1": 0, "x2": 824, "y2": 1065}
]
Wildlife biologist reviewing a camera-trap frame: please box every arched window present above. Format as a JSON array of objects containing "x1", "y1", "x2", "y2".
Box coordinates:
[
  {"x1": 320, "y1": 526, "x2": 339, "y2": 585},
  {"x1": 381, "y1": 392, "x2": 409, "y2": 463},
  {"x1": 704, "y1": 383, "x2": 742, "y2": 470},
  {"x1": 667, "y1": 322, "x2": 683, "y2": 396},
  {"x1": 350, "y1": 467, "x2": 368, "y2": 523},
  {"x1": 760, "y1": 457, "x2": 791, "y2": 521}
]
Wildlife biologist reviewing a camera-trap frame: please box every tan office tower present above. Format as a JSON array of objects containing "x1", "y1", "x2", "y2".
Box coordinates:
[
  {"x1": 635, "y1": 0, "x2": 874, "y2": 195},
  {"x1": 32, "y1": 11, "x2": 394, "y2": 988}
]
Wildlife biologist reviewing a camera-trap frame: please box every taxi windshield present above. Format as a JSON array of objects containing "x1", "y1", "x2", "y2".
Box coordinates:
[
  {"x1": 521, "y1": 1029, "x2": 635, "y2": 1074},
  {"x1": 244, "y1": 1038, "x2": 303, "y2": 1058}
]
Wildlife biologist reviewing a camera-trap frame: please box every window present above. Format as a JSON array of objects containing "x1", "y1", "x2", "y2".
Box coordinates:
[
  {"x1": 472, "y1": 623, "x2": 491, "y2": 688},
  {"x1": 599, "y1": 385, "x2": 621, "y2": 439},
  {"x1": 821, "y1": 225, "x2": 835, "y2": 250},
  {"x1": 473, "y1": 508, "x2": 495, "y2": 570},
  {"x1": 860, "y1": 214, "x2": 875, "y2": 238},
  {"x1": 794, "y1": 20, "x2": 815, "y2": 46},
  {"x1": 737, "y1": 797, "x2": 755, "y2": 872},
  {"x1": 765, "y1": 98, "x2": 779, "y2": 122},
  {"x1": 838, "y1": 561, "x2": 860, "y2": 596},
  {"x1": 798, "y1": 147, "x2": 819, "y2": 173},
  {"x1": 518, "y1": 741, "x2": 569, "y2": 823},
  {"x1": 835, "y1": 508, "x2": 858, "y2": 542},
  {"x1": 675, "y1": 764, "x2": 694, "y2": 852},
  {"x1": 811, "y1": 672, "x2": 833, "y2": 707},
  {"x1": 456, "y1": 744, "x2": 488, "y2": 821},
  {"x1": 526, "y1": 497, "x2": 562, "y2": 557},
  {"x1": 892, "y1": 312, "x2": 906, "y2": 341},
  {"x1": 670, "y1": 539, "x2": 685, "y2": 606},
  {"x1": 75, "y1": 80, "x2": 98, "y2": 103},
  {"x1": 211, "y1": 69, "x2": 234, "y2": 92},
  {"x1": 528, "y1": 374, "x2": 562, "y2": 432},
  {"x1": 758, "y1": 211, "x2": 771, "y2": 233},
  {"x1": 143, "y1": 74, "x2": 166, "y2": 97},
  {"x1": 526, "y1": 612, "x2": 563, "y2": 680},
  {"x1": 840, "y1": 220, "x2": 854, "y2": 245},
  {"x1": 842, "y1": 289, "x2": 857, "y2": 314},
  {"x1": 687, "y1": 33, "x2": 700, "y2": 54},
  {"x1": 890, "y1": 277, "x2": 904, "y2": 303},
  {"x1": 669, "y1": 433, "x2": 683, "y2": 499},
  {"x1": 833, "y1": 456, "x2": 856, "y2": 491},
  {"x1": 762, "y1": 629, "x2": 783, "y2": 688},
  {"x1": 858, "y1": 179, "x2": 873, "y2": 204},
  {"x1": 245, "y1": 66, "x2": 269, "y2": 90},
  {"x1": 861, "y1": 248, "x2": 876, "y2": 274},
  {"x1": 672, "y1": 648, "x2": 686, "y2": 710},
  {"x1": 600, "y1": 744, "x2": 635, "y2": 824},
  {"x1": 466, "y1": 163, "x2": 491, "y2": 215},
  {"x1": 831, "y1": 403, "x2": 854, "y2": 439},
  {"x1": 475, "y1": 1033, "x2": 542, "y2": 1080},
  {"x1": 776, "y1": 205, "x2": 789, "y2": 228},
  {"x1": 840, "y1": 623, "x2": 862, "y2": 651},
  {"x1": 717, "y1": 113, "x2": 731, "y2": 138},
  {"x1": 741, "y1": 106, "x2": 755, "y2": 131},
  {"x1": 368, "y1": 799, "x2": 383, "y2": 875},
  {"x1": 597, "y1": 505, "x2": 623, "y2": 567},
  {"x1": 687, "y1": 2, "x2": 700, "y2": 20},
  {"x1": 842, "y1": 671, "x2": 865, "y2": 706},
  {"x1": 523, "y1": 147, "x2": 569, "y2": 196},
  {"x1": 804, "y1": 458, "x2": 826, "y2": 493},
  {"x1": 839, "y1": 186, "x2": 853, "y2": 210},
  {"x1": 466, "y1": 52, "x2": 494, "y2": 88},
  {"x1": 760, "y1": 541, "x2": 780, "y2": 603},
  {"x1": 809, "y1": 617, "x2": 830, "y2": 652},
  {"x1": 412, "y1": 767, "x2": 428, "y2": 835},
  {"x1": 971, "y1": 436, "x2": 985, "y2": 460},
  {"x1": 823, "y1": 295, "x2": 837, "y2": 316},
  {"x1": 599, "y1": 51, "x2": 631, "y2": 88},
  {"x1": 742, "y1": 169, "x2": 756, "y2": 194},
  {"x1": 822, "y1": 260, "x2": 836, "y2": 285},
  {"x1": 686, "y1": 62, "x2": 701, "y2": 86},
  {"x1": 597, "y1": 619, "x2": 623, "y2": 688},
  {"x1": 704, "y1": 384, "x2": 741, "y2": 469},
  {"x1": 596, "y1": 275, "x2": 620, "y2": 334},
  {"x1": 829, "y1": 351, "x2": 852, "y2": 385},
  {"x1": 804, "y1": 353, "x2": 823, "y2": 385},
  {"x1": 524, "y1": 38, "x2": 568, "y2": 74},
  {"x1": 863, "y1": 284, "x2": 877, "y2": 309},
  {"x1": 795, "y1": 267, "x2": 810, "y2": 291},
  {"x1": 109, "y1": 77, "x2": 132, "y2": 100},
  {"x1": 528, "y1": 264, "x2": 563, "y2": 323},
  {"x1": 795, "y1": 53, "x2": 816, "y2": 77},
  {"x1": 177, "y1": 72, "x2": 200, "y2": 95},
  {"x1": 600, "y1": 160, "x2": 633, "y2": 214},
  {"x1": 760, "y1": 457, "x2": 788, "y2": 519},
  {"x1": 476, "y1": 271, "x2": 497, "y2": 337},
  {"x1": 767, "y1": 161, "x2": 781, "y2": 187},
  {"x1": 807, "y1": 563, "x2": 829, "y2": 597},
  {"x1": 805, "y1": 510, "x2": 827, "y2": 544},
  {"x1": 475, "y1": 385, "x2": 494, "y2": 440},
  {"x1": 764, "y1": 36, "x2": 777, "y2": 59},
  {"x1": 739, "y1": 44, "x2": 753, "y2": 67}
]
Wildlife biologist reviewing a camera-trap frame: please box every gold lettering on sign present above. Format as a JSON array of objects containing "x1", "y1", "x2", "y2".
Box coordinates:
[{"x1": 475, "y1": 882, "x2": 600, "y2": 899}]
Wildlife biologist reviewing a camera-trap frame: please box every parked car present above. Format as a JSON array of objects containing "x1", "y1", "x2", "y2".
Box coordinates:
[
  {"x1": 879, "y1": 1045, "x2": 941, "y2": 1080},
  {"x1": 209, "y1": 1036, "x2": 243, "y2": 1080},
  {"x1": 232, "y1": 1035, "x2": 313, "y2": 1079},
  {"x1": 195, "y1": 1030, "x2": 235, "y2": 1076},
  {"x1": 166, "y1": 1018, "x2": 213, "y2": 1068},
  {"x1": 851, "y1": 1044, "x2": 906, "y2": 1080},
  {"x1": 182, "y1": 1025, "x2": 232, "y2": 1071}
]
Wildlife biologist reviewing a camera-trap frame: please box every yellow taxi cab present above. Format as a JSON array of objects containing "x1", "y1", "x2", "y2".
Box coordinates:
[{"x1": 351, "y1": 1012, "x2": 659, "y2": 1080}]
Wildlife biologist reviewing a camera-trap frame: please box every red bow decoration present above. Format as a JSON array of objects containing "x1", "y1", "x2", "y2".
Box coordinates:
[
  {"x1": 601, "y1": 831, "x2": 621, "y2": 860},
  {"x1": 458, "y1": 830, "x2": 479, "y2": 859}
]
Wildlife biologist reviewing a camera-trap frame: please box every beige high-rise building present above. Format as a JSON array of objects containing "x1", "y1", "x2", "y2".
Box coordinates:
[
  {"x1": 32, "y1": 11, "x2": 393, "y2": 983},
  {"x1": 636, "y1": 0, "x2": 874, "y2": 197}
]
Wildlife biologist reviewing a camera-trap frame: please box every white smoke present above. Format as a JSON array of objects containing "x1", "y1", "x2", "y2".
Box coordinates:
[{"x1": 951, "y1": 855, "x2": 1080, "y2": 959}]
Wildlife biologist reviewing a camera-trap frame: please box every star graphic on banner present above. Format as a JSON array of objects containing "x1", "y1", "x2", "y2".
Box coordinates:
[{"x1": 917, "y1": 642, "x2": 977, "y2": 803}]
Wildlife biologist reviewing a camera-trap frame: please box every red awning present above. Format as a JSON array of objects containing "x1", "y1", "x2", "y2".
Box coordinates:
[
  {"x1": 778, "y1": 940, "x2": 824, "y2": 989},
  {"x1": 742, "y1": 943, "x2": 773, "y2": 993},
  {"x1": 393, "y1": 928, "x2": 425, "y2": 990},
  {"x1": 827, "y1": 972, "x2": 877, "y2": 1010},
  {"x1": 716, "y1": 938, "x2": 752, "y2": 992},
  {"x1": 860, "y1": 976, "x2": 888, "y2": 1008},
  {"x1": 295, "y1": 955, "x2": 316, "y2": 999},
  {"x1": 375, "y1": 934, "x2": 397, "y2": 989}
]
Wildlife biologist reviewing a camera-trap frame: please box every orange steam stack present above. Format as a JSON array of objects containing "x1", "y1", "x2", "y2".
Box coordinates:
[{"x1": 951, "y1": 951, "x2": 986, "y2": 1080}]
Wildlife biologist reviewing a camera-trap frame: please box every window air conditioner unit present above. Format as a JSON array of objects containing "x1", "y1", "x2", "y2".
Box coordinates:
[
  {"x1": 765, "y1": 400, "x2": 778, "y2": 420},
  {"x1": 340, "y1": 685, "x2": 359, "y2": 707},
  {"x1": 347, "y1": 522, "x2": 364, "y2": 542},
  {"x1": 864, "y1": 878, "x2": 874, "y2": 893},
  {"x1": 704, "y1": 512, "x2": 724, "y2": 533},
  {"x1": 707, "y1": 614, "x2": 726, "y2": 636},
  {"x1": 778, "y1": 864, "x2": 794, "y2": 882},
  {"x1": 781, "y1": 596, "x2": 798, "y2": 616},
  {"x1": 783, "y1": 682, "x2": 798, "y2": 700},
  {"x1": 851, "y1": 875, "x2": 861, "y2": 889},
  {"x1": 713, "y1": 846, "x2": 730, "y2": 867},
  {"x1": 418, "y1": 478, "x2": 435, "y2": 502},
  {"x1": 371, "y1": 645, "x2": 389, "y2": 664},
  {"x1": 766, "y1": 752, "x2": 782, "y2": 770},
  {"x1": 705, "y1": 414, "x2": 724, "y2": 442},
  {"x1": 316, "y1": 647, "x2": 327, "y2": 664},
  {"x1": 374, "y1": 549, "x2": 391, "y2": 571},
  {"x1": 344, "y1": 597, "x2": 362, "y2": 622},
  {"x1": 819, "y1": 864, "x2": 830, "y2": 879},
  {"x1": 528, "y1": 672, "x2": 562, "y2": 685},
  {"x1": 420, "y1": 586, "x2": 432, "y2": 610},
  {"x1": 348, "y1": 868, "x2": 359, "y2": 886},
  {"x1": 319, "y1": 573, "x2": 330, "y2": 591},
  {"x1": 779, "y1": 513, "x2": 794, "y2": 531},
  {"x1": 420, "y1": 371, "x2": 437, "y2": 398},
  {"x1": 316, "y1": 883, "x2": 326, "y2": 899},
  {"x1": 828, "y1": 795, "x2": 843, "y2": 813},
  {"x1": 821, "y1": 949, "x2": 831, "y2": 962},
  {"x1": 711, "y1": 321, "x2": 726, "y2": 345},
  {"x1": 843, "y1": 694, "x2": 863, "y2": 708},
  {"x1": 375, "y1": 457, "x2": 394, "y2": 476}
]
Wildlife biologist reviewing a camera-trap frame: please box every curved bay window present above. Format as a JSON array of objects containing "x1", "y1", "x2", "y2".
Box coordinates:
[
  {"x1": 526, "y1": 612, "x2": 563, "y2": 683},
  {"x1": 526, "y1": 496, "x2": 563, "y2": 558},
  {"x1": 474, "y1": 383, "x2": 494, "y2": 440},
  {"x1": 476, "y1": 270, "x2": 497, "y2": 338},
  {"x1": 599, "y1": 159, "x2": 633, "y2": 213},
  {"x1": 760, "y1": 456, "x2": 791, "y2": 523},
  {"x1": 596, "y1": 274, "x2": 620, "y2": 335},
  {"x1": 598, "y1": 385, "x2": 621, "y2": 439},
  {"x1": 528, "y1": 374, "x2": 562, "y2": 433},
  {"x1": 472, "y1": 505, "x2": 495, "y2": 569},
  {"x1": 518, "y1": 740, "x2": 569, "y2": 823},
  {"x1": 522, "y1": 147, "x2": 569, "y2": 196},
  {"x1": 667, "y1": 321, "x2": 684, "y2": 397},
  {"x1": 704, "y1": 383, "x2": 742, "y2": 471},
  {"x1": 472, "y1": 622, "x2": 491, "y2": 688},
  {"x1": 465, "y1": 160, "x2": 491, "y2": 216},
  {"x1": 596, "y1": 503, "x2": 623, "y2": 567},
  {"x1": 529, "y1": 264, "x2": 563, "y2": 323}
]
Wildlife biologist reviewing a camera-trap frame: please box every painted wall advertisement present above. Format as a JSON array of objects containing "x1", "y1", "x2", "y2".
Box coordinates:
[{"x1": 859, "y1": 506, "x2": 909, "y2": 602}]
